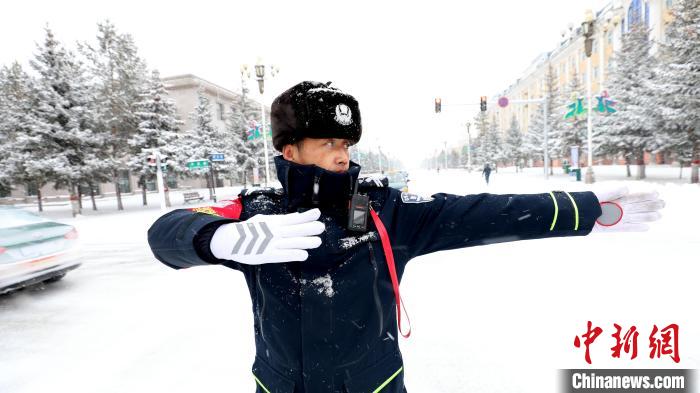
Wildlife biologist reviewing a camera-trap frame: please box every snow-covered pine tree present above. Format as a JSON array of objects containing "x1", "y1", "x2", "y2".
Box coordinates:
[
  {"x1": 0, "y1": 66, "x2": 11, "y2": 196},
  {"x1": 30, "y1": 26, "x2": 106, "y2": 214},
  {"x1": 0, "y1": 63, "x2": 55, "y2": 211},
  {"x1": 128, "y1": 70, "x2": 182, "y2": 206},
  {"x1": 226, "y1": 98, "x2": 256, "y2": 187},
  {"x1": 179, "y1": 90, "x2": 227, "y2": 199},
  {"x1": 556, "y1": 69, "x2": 588, "y2": 167},
  {"x1": 525, "y1": 61, "x2": 562, "y2": 172},
  {"x1": 488, "y1": 121, "x2": 504, "y2": 168},
  {"x1": 80, "y1": 20, "x2": 149, "y2": 210},
  {"x1": 472, "y1": 111, "x2": 490, "y2": 165},
  {"x1": 473, "y1": 113, "x2": 502, "y2": 168},
  {"x1": 598, "y1": 24, "x2": 659, "y2": 179},
  {"x1": 503, "y1": 115, "x2": 524, "y2": 171},
  {"x1": 654, "y1": 0, "x2": 700, "y2": 183}
]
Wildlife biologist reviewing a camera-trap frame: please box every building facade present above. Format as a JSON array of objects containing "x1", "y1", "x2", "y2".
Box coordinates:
[
  {"x1": 5, "y1": 74, "x2": 265, "y2": 201},
  {"x1": 488, "y1": 0, "x2": 676, "y2": 165}
]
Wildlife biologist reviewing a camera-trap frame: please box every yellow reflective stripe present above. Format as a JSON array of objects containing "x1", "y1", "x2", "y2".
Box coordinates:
[
  {"x1": 563, "y1": 191, "x2": 580, "y2": 231},
  {"x1": 253, "y1": 374, "x2": 271, "y2": 393},
  {"x1": 373, "y1": 366, "x2": 404, "y2": 393},
  {"x1": 548, "y1": 192, "x2": 559, "y2": 231}
]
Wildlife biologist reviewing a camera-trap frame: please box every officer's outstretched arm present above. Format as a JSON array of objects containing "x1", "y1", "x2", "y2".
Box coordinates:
[
  {"x1": 148, "y1": 207, "x2": 324, "y2": 270},
  {"x1": 147, "y1": 208, "x2": 239, "y2": 270},
  {"x1": 391, "y1": 190, "x2": 602, "y2": 258}
]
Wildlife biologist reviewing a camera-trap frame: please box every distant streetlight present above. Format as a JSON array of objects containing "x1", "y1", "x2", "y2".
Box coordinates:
[
  {"x1": 582, "y1": 9, "x2": 596, "y2": 184},
  {"x1": 242, "y1": 58, "x2": 280, "y2": 186}
]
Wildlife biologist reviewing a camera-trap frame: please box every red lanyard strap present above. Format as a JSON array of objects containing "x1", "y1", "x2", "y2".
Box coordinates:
[{"x1": 370, "y1": 208, "x2": 411, "y2": 338}]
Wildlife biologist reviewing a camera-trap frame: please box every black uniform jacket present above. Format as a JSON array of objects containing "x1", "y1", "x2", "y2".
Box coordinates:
[{"x1": 148, "y1": 156, "x2": 602, "y2": 393}]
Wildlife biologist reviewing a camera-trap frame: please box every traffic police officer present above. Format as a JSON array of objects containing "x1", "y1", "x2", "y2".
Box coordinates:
[{"x1": 148, "y1": 81, "x2": 663, "y2": 392}]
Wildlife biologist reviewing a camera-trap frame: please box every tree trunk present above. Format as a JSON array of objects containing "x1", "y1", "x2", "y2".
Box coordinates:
[
  {"x1": 70, "y1": 183, "x2": 82, "y2": 217},
  {"x1": 77, "y1": 185, "x2": 83, "y2": 209},
  {"x1": 625, "y1": 156, "x2": 632, "y2": 178},
  {"x1": 636, "y1": 151, "x2": 646, "y2": 180},
  {"x1": 692, "y1": 147, "x2": 700, "y2": 184},
  {"x1": 89, "y1": 183, "x2": 97, "y2": 211},
  {"x1": 142, "y1": 182, "x2": 148, "y2": 206},
  {"x1": 163, "y1": 175, "x2": 171, "y2": 208},
  {"x1": 164, "y1": 188, "x2": 171, "y2": 208},
  {"x1": 679, "y1": 162, "x2": 683, "y2": 179},
  {"x1": 114, "y1": 171, "x2": 124, "y2": 211},
  {"x1": 37, "y1": 187, "x2": 43, "y2": 212}
]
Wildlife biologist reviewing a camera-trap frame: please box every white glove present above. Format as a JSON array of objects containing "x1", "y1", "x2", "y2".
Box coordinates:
[
  {"x1": 591, "y1": 186, "x2": 665, "y2": 233},
  {"x1": 210, "y1": 208, "x2": 325, "y2": 264}
]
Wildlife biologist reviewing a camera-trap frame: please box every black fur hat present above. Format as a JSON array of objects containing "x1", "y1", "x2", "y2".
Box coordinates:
[{"x1": 271, "y1": 81, "x2": 362, "y2": 151}]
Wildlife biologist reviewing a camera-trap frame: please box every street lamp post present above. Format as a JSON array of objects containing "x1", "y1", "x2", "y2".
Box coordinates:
[
  {"x1": 582, "y1": 9, "x2": 596, "y2": 184},
  {"x1": 252, "y1": 59, "x2": 279, "y2": 187},
  {"x1": 239, "y1": 65, "x2": 251, "y2": 187}
]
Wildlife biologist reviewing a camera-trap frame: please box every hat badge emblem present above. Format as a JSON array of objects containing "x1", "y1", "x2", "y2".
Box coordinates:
[{"x1": 334, "y1": 104, "x2": 353, "y2": 126}]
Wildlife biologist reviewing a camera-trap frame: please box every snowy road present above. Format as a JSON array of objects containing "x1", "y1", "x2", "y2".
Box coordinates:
[{"x1": 1, "y1": 167, "x2": 698, "y2": 393}]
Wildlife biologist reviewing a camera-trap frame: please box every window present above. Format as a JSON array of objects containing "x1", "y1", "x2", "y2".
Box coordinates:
[
  {"x1": 645, "y1": 2, "x2": 650, "y2": 28},
  {"x1": 79, "y1": 183, "x2": 100, "y2": 196},
  {"x1": 217, "y1": 102, "x2": 225, "y2": 120},
  {"x1": 628, "y1": 0, "x2": 642, "y2": 26},
  {"x1": 166, "y1": 174, "x2": 178, "y2": 189},
  {"x1": 666, "y1": 0, "x2": 673, "y2": 8},
  {"x1": 117, "y1": 170, "x2": 131, "y2": 194},
  {"x1": 607, "y1": 30, "x2": 613, "y2": 45},
  {"x1": 26, "y1": 183, "x2": 38, "y2": 196},
  {"x1": 0, "y1": 183, "x2": 10, "y2": 198}
]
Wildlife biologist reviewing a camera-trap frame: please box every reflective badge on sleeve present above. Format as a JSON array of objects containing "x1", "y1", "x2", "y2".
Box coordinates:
[
  {"x1": 596, "y1": 201, "x2": 624, "y2": 226},
  {"x1": 400, "y1": 192, "x2": 433, "y2": 204}
]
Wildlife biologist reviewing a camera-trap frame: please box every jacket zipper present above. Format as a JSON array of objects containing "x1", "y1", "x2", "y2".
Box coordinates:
[
  {"x1": 367, "y1": 243, "x2": 384, "y2": 337},
  {"x1": 256, "y1": 266, "x2": 267, "y2": 341},
  {"x1": 312, "y1": 175, "x2": 320, "y2": 205}
]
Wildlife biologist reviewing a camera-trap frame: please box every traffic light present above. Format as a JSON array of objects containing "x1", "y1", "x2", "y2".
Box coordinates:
[
  {"x1": 480, "y1": 96, "x2": 487, "y2": 112},
  {"x1": 435, "y1": 98, "x2": 442, "y2": 113}
]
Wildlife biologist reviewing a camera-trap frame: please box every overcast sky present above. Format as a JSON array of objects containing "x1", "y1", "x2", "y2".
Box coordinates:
[{"x1": 1, "y1": 0, "x2": 608, "y2": 168}]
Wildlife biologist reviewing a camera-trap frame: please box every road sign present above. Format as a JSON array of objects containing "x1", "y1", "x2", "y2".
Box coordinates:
[
  {"x1": 210, "y1": 153, "x2": 225, "y2": 162},
  {"x1": 247, "y1": 125, "x2": 272, "y2": 141},
  {"x1": 498, "y1": 97, "x2": 509, "y2": 108},
  {"x1": 187, "y1": 159, "x2": 210, "y2": 169}
]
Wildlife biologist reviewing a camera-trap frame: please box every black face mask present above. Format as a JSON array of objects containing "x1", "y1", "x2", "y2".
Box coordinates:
[{"x1": 274, "y1": 156, "x2": 362, "y2": 215}]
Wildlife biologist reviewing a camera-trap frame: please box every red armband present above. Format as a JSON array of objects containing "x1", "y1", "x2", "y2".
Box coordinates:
[{"x1": 189, "y1": 197, "x2": 243, "y2": 219}]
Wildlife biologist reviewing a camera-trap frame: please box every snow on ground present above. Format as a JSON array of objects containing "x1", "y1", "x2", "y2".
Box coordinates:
[{"x1": 0, "y1": 165, "x2": 698, "y2": 393}]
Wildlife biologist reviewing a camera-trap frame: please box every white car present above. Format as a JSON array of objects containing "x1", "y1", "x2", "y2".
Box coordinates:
[{"x1": 0, "y1": 207, "x2": 81, "y2": 295}]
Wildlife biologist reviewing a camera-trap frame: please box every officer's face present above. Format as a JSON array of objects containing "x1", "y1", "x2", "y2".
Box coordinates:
[{"x1": 282, "y1": 138, "x2": 351, "y2": 173}]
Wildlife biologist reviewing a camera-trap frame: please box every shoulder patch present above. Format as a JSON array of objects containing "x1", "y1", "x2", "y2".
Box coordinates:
[
  {"x1": 358, "y1": 175, "x2": 388, "y2": 189},
  {"x1": 400, "y1": 192, "x2": 433, "y2": 204}
]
